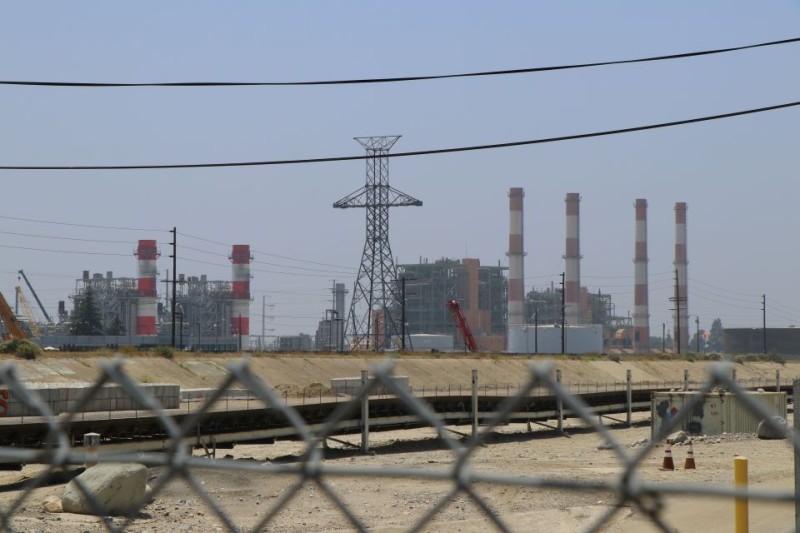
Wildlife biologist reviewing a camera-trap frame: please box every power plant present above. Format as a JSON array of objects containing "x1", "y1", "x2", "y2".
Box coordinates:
[
  {"x1": 0, "y1": 186, "x2": 700, "y2": 355},
  {"x1": 9, "y1": 241, "x2": 255, "y2": 351}
]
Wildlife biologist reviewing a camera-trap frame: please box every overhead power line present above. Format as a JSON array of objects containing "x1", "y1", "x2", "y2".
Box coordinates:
[
  {"x1": 2, "y1": 36, "x2": 798, "y2": 88},
  {"x1": 2, "y1": 99, "x2": 799, "y2": 171},
  {"x1": 0, "y1": 214, "x2": 164, "y2": 232}
]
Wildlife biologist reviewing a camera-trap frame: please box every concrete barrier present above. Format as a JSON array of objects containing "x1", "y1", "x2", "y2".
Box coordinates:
[
  {"x1": 331, "y1": 376, "x2": 410, "y2": 396},
  {"x1": 0, "y1": 383, "x2": 179, "y2": 417}
]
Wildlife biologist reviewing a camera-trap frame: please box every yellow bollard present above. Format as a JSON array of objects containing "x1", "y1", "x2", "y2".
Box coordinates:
[{"x1": 734, "y1": 455, "x2": 748, "y2": 533}]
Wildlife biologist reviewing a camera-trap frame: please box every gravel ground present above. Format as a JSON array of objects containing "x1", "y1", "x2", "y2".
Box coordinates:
[{"x1": 0, "y1": 413, "x2": 795, "y2": 532}]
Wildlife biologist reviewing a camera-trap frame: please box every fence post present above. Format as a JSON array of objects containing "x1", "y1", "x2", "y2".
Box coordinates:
[
  {"x1": 731, "y1": 368, "x2": 737, "y2": 384},
  {"x1": 471, "y1": 370, "x2": 478, "y2": 439},
  {"x1": 734, "y1": 455, "x2": 749, "y2": 533},
  {"x1": 684, "y1": 369, "x2": 689, "y2": 391},
  {"x1": 556, "y1": 369, "x2": 563, "y2": 433},
  {"x1": 626, "y1": 370, "x2": 632, "y2": 427},
  {"x1": 361, "y1": 370, "x2": 369, "y2": 453},
  {"x1": 776, "y1": 370, "x2": 781, "y2": 392},
  {"x1": 84, "y1": 432, "x2": 100, "y2": 468},
  {"x1": 794, "y1": 379, "x2": 800, "y2": 531}
]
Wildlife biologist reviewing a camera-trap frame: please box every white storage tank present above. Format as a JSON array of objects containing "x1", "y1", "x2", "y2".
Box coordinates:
[
  {"x1": 651, "y1": 390, "x2": 786, "y2": 438},
  {"x1": 507, "y1": 324, "x2": 603, "y2": 354}
]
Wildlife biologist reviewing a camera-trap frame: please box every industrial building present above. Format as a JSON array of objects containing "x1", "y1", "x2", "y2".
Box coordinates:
[
  {"x1": 36, "y1": 240, "x2": 252, "y2": 351},
  {"x1": 397, "y1": 258, "x2": 507, "y2": 352},
  {"x1": 724, "y1": 328, "x2": 800, "y2": 356}
]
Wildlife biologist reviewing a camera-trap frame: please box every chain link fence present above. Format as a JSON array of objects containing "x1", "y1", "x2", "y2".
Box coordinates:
[{"x1": 0, "y1": 357, "x2": 796, "y2": 532}]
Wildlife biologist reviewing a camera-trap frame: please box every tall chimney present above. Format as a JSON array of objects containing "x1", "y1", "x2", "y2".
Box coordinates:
[
  {"x1": 507, "y1": 188, "x2": 525, "y2": 331},
  {"x1": 564, "y1": 193, "x2": 581, "y2": 326},
  {"x1": 674, "y1": 202, "x2": 689, "y2": 351},
  {"x1": 135, "y1": 240, "x2": 159, "y2": 335},
  {"x1": 633, "y1": 199, "x2": 650, "y2": 353},
  {"x1": 230, "y1": 244, "x2": 252, "y2": 337}
]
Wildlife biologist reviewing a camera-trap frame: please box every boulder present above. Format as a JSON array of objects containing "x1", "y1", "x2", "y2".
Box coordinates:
[
  {"x1": 757, "y1": 416, "x2": 788, "y2": 440},
  {"x1": 42, "y1": 495, "x2": 62, "y2": 513},
  {"x1": 666, "y1": 431, "x2": 688, "y2": 445},
  {"x1": 62, "y1": 463, "x2": 148, "y2": 515}
]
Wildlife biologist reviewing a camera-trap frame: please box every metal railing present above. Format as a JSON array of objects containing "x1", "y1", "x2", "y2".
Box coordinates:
[{"x1": 0, "y1": 357, "x2": 795, "y2": 532}]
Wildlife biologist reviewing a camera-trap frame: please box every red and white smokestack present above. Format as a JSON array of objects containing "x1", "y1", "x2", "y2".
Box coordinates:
[
  {"x1": 564, "y1": 193, "x2": 581, "y2": 326},
  {"x1": 135, "y1": 240, "x2": 159, "y2": 335},
  {"x1": 230, "y1": 244, "x2": 252, "y2": 336},
  {"x1": 507, "y1": 188, "x2": 525, "y2": 329},
  {"x1": 674, "y1": 202, "x2": 689, "y2": 351},
  {"x1": 633, "y1": 199, "x2": 650, "y2": 353}
]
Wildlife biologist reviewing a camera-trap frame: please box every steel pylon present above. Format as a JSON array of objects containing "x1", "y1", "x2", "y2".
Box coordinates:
[{"x1": 334, "y1": 136, "x2": 422, "y2": 351}]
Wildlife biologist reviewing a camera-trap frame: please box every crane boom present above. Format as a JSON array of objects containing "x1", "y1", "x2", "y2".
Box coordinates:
[
  {"x1": 16, "y1": 287, "x2": 41, "y2": 338},
  {"x1": 0, "y1": 290, "x2": 28, "y2": 340},
  {"x1": 446, "y1": 299, "x2": 478, "y2": 353},
  {"x1": 17, "y1": 270, "x2": 51, "y2": 323}
]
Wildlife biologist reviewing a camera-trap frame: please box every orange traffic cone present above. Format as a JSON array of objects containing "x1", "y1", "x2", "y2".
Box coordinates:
[
  {"x1": 660, "y1": 443, "x2": 675, "y2": 471},
  {"x1": 684, "y1": 440, "x2": 696, "y2": 470}
]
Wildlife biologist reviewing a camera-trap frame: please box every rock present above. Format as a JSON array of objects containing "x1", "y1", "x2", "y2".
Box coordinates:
[
  {"x1": 757, "y1": 416, "x2": 788, "y2": 440},
  {"x1": 62, "y1": 463, "x2": 148, "y2": 516},
  {"x1": 666, "y1": 431, "x2": 688, "y2": 445},
  {"x1": 43, "y1": 495, "x2": 62, "y2": 513}
]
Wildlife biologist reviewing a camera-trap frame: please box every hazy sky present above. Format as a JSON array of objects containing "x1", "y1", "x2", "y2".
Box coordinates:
[{"x1": 1, "y1": 2, "x2": 799, "y2": 340}]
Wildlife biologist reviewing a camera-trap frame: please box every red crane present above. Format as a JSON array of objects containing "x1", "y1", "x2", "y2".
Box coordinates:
[{"x1": 446, "y1": 299, "x2": 478, "y2": 353}]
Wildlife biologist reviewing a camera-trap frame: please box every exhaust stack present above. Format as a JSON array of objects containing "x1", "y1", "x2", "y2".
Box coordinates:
[
  {"x1": 507, "y1": 188, "x2": 525, "y2": 332},
  {"x1": 674, "y1": 202, "x2": 689, "y2": 351},
  {"x1": 135, "y1": 240, "x2": 159, "y2": 335},
  {"x1": 230, "y1": 245, "x2": 253, "y2": 337},
  {"x1": 564, "y1": 193, "x2": 581, "y2": 326},
  {"x1": 633, "y1": 199, "x2": 650, "y2": 353}
]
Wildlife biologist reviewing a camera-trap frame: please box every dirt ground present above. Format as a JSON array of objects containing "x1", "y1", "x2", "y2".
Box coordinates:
[
  {"x1": 0, "y1": 413, "x2": 795, "y2": 532},
  {"x1": 0, "y1": 354, "x2": 796, "y2": 531}
]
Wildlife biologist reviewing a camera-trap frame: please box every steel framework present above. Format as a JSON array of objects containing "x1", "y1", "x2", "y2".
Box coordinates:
[{"x1": 334, "y1": 136, "x2": 422, "y2": 350}]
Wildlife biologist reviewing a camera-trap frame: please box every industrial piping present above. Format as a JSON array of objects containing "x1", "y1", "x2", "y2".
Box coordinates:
[
  {"x1": 230, "y1": 245, "x2": 253, "y2": 337},
  {"x1": 564, "y1": 193, "x2": 581, "y2": 326},
  {"x1": 507, "y1": 188, "x2": 525, "y2": 333},
  {"x1": 135, "y1": 240, "x2": 159, "y2": 335},
  {"x1": 633, "y1": 199, "x2": 650, "y2": 353},
  {"x1": 674, "y1": 202, "x2": 689, "y2": 352}
]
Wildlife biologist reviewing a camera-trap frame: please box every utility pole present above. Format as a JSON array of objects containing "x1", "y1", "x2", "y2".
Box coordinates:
[
  {"x1": 695, "y1": 315, "x2": 700, "y2": 353},
  {"x1": 534, "y1": 306, "x2": 539, "y2": 354},
  {"x1": 169, "y1": 227, "x2": 177, "y2": 348},
  {"x1": 262, "y1": 295, "x2": 266, "y2": 351},
  {"x1": 560, "y1": 272, "x2": 566, "y2": 354},
  {"x1": 762, "y1": 294, "x2": 767, "y2": 354},
  {"x1": 400, "y1": 276, "x2": 407, "y2": 351},
  {"x1": 669, "y1": 268, "x2": 684, "y2": 354},
  {"x1": 662, "y1": 322, "x2": 666, "y2": 353}
]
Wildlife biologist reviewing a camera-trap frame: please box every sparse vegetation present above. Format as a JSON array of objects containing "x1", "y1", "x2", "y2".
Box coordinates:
[
  {"x1": 682, "y1": 353, "x2": 696, "y2": 363},
  {"x1": 152, "y1": 346, "x2": 174, "y2": 359},
  {"x1": 117, "y1": 345, "x2": 138, "y2": 356},
  {"x1": 0, "y1": 339, "x2": 41, "y2": 360},
  {"x1": 609, "y1": 354, "x2": 621, "y2": 363},
  {"x1": 734, "y1": 355, "x2": 745, "y2": 365}
]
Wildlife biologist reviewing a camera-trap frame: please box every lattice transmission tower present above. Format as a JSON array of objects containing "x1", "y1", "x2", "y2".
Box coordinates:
[{"x1": 334, "y1": 136, "x2": 422, "y2": 350}]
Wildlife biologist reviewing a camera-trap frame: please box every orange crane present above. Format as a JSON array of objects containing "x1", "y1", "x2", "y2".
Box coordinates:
[
  {"x1": 446, "y1": 299, "x2": 478, "y2": 353},
  {"x1": 0, "y1": 290, "x2": 28, "y2": 340}
]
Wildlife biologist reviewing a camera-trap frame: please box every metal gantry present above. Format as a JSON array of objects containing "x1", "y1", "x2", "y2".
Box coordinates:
[{"x1": 334, "y1": 136, "x2": 422, "y2": 350}]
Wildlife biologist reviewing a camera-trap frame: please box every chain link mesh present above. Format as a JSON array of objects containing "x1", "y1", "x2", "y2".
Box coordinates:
[{"x1": 0, "y1": 358, "x2": 795, "y2": 532}]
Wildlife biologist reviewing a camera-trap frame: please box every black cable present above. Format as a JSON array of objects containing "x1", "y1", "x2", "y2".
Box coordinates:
[
  {"x1": 0, "y1": 244, "x2": 130, "y2": 256},
  {"x1": 0, "y1": 214, "x2": 165, "y2": 232},
  {"x1": 3, "y1": 99, "x2": 797, "y2": 171},
  {"x1": 2, "y1": 36, "x2": 798, "y2": 88},
  {"x1": 0, "y1": 229, "x2": 135, "y2": 244}
]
